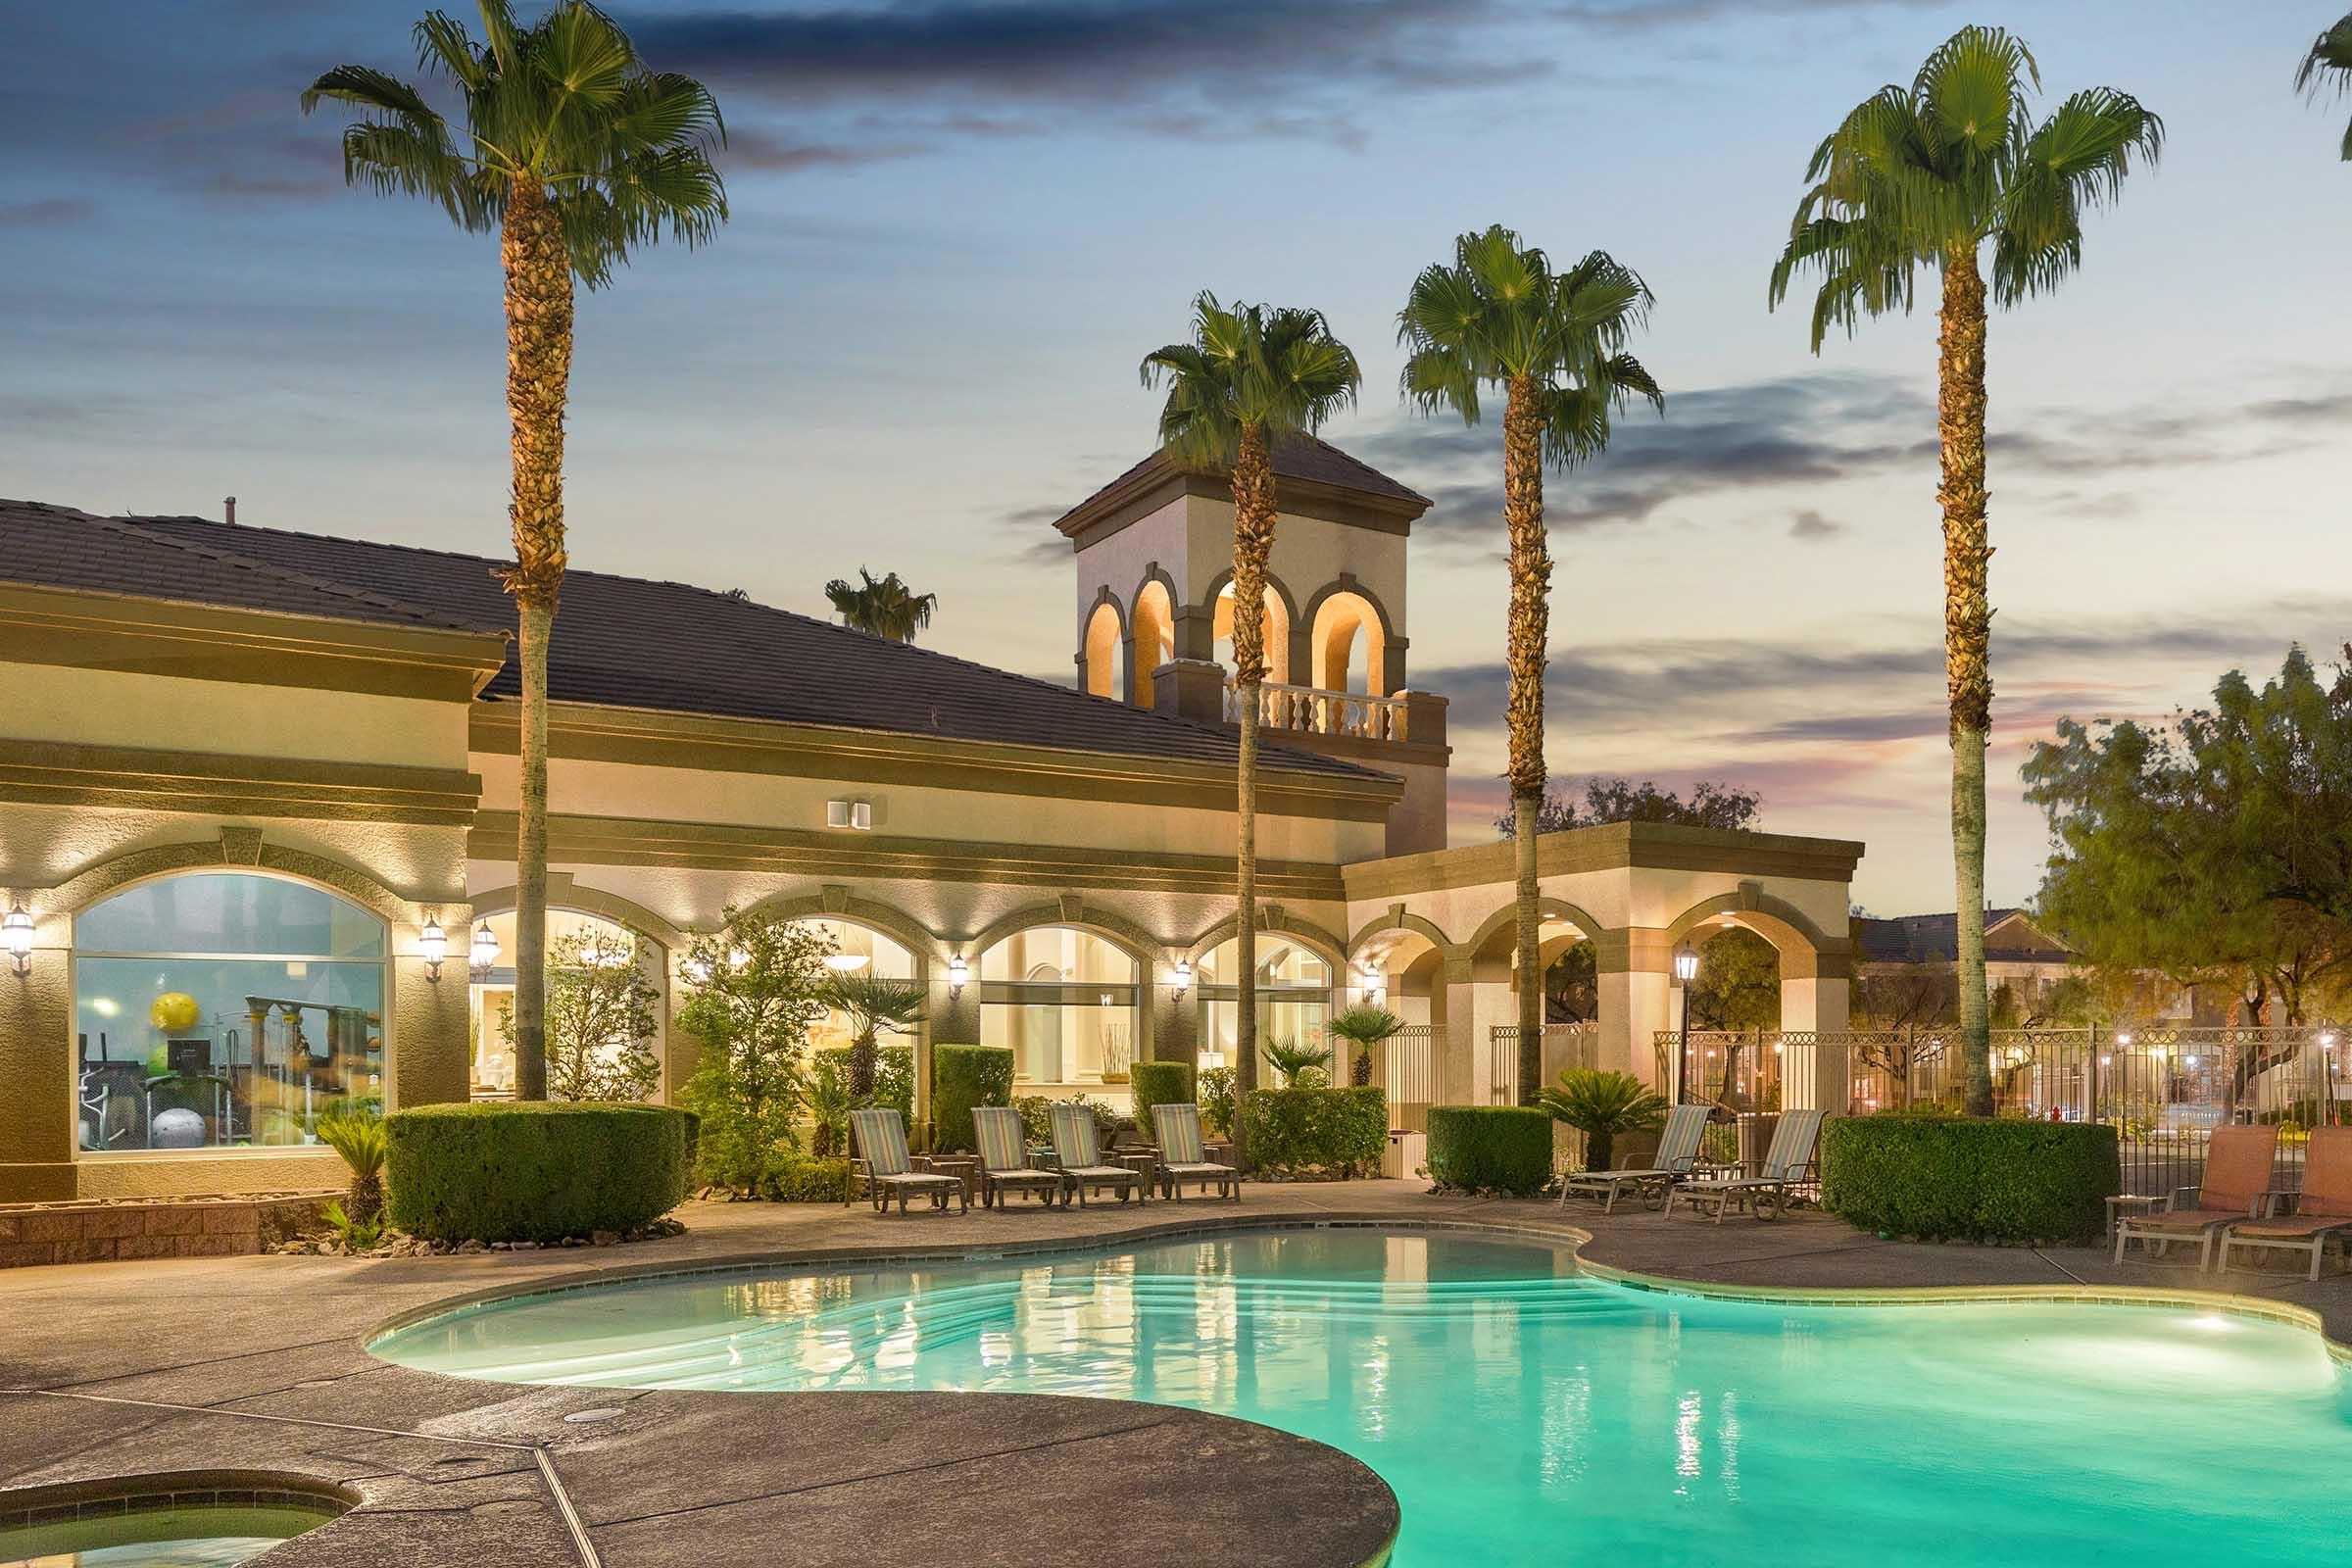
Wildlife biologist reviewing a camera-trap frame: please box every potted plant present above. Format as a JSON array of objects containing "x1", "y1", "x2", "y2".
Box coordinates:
[
  {"x1": 1328, "y1": 1004, "x2": 1404, "y2": 1088},
  {"x1": 1537, "y1": 1068, "x2": 1669, "y2": 1174}
]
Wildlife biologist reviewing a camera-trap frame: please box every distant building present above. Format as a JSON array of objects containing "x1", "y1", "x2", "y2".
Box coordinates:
[{"x1": 1856, "y1": 908, "x2": 2204, "y2": 1023}]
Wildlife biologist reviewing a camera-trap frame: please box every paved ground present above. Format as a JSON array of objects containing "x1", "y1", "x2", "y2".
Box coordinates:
[{"x1": 2, "y1": 1181, "x2": 2346, "y2": 1565}]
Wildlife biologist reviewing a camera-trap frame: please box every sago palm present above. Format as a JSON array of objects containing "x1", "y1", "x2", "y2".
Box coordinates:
[
  {"x1": 825, "y1": 567, "x2": 938, "y2": 642},
  {"x1": 1537, "y1": 1068, "x2": 1668, "y2": 1174},
  {"x1": 823, "y1": 971, "x2": 925, "y2": 1103},
  {"x1": 2298, "y1": 13, "x2": 2352, "y2": 159},
  {"x1": 1768, "y1": 24, "x2": 2159, "y2": 1116},
  {"x1": 1397, "y1": 227, "x2": 1662, "y2": 1106},
  {"x1": 303, "y1": 2, "x2": 726, "y2": 1099},
  {"x1": 1141, "y1": 296, "x2": 1360, "y2": 1169},
  {"x1": 1329, "y1": 1003, "x2": 1404, "y2": 1088}
]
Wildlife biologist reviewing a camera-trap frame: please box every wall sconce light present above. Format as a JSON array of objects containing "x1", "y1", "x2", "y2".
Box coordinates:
[
  {"x1": 948, "y1": 953, "x2": 968, "y2": 1000},
  {"x1": 469, "y1": 919, "x2": 500, "y2": 979},
  {"x1": 1171, "y1": 958, "x2": 1192, "y2": 1002},
  {"x1": 3, "y1": 902, "x2": 32, "y2": 977},
  {"x1": 420, "y1": 917, "x2": 448, "y2": 982}
]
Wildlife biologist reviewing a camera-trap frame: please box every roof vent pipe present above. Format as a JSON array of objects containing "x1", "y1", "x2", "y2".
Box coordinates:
[{"x1": 224, "y1": 496, "x2": 236, "y2": 524}]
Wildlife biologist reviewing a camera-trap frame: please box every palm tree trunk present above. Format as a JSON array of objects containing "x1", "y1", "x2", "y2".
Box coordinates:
[
  {"x1": 1938, "y1": 254, "x2": 1993, "y2": 1119},
  {"x1": 1229, "y1": 420, "x2": 1277, "y2": 1170},
  {"x1": 1503, "y1": 376, "x2": 1548, "y2": 1106},
  {"x1": 500, "y1": 178, "x2": 574, "y2": 1103}
]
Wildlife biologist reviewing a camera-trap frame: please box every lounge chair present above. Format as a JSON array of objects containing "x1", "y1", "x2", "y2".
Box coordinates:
[
  {"x1": 972, "y1": 1105, "x2": 1065, "y2": 1210},
  {"x1": 1559, "y1": 1102, "x2": 1711, "y2": 1213},
  {"x1": 1150, "y1": 1102, "x2": 1241, "y2": 1202},
  {"x1": 2114, "y1": 1123, "x2": 2280, "y2": 1271},
  {"x1": 1049, "y1": 1102, "x2": 1141, "y2": 1206},
  {"x1": 849, "y1": 1107, "x2": 969, "y2": 1216},
  {"x1": 2219, "y1": 1126, "x2": 2352, "y2": 1280},
  {"x1": 1666, "y1": 1109, "x2": 1826, "y2": 1224}
]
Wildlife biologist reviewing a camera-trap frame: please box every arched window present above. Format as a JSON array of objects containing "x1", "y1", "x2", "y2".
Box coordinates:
[
  {"x1": 74, "y1": 872, "x2": 386, "y2": 1152},
  {"x1": 1083, "y1": 601, "x2": 1125, "y2": 700},
  {"x1": 1130, "y1": 581, "x2": 1175, "y2": 706},
  {"x1": 977, "y1": 926, "x2": 1139, "y2": 1085},
  {"x1": 1196, "y1": 935, "x2": 1332, "y2": 1071},
  {"x1": 789, "y1": 918, "x2": 918, "y2": 1054},
  {"x1": 1309, "y1": 590, "x2": 1383, "y2": 698},
  {"x1": 1212, "y1": 582, "x2": 1291, "y2": 684},
  {"x1": 468, "y1": 908, "x2": 666, "y2": 1100}
]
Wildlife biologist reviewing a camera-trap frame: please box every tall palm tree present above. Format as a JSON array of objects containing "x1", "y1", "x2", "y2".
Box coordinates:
[
  {"x1": 1141, "y1": 296, "x2": 1360, "y2": 1166},
  {"x1": 304, "y1": 2, "x2": 726, "y2": 1099},
  {"x1": 1768, "y1": 24, "x2": 2159, "y2": 1116},
  {"x1": 825, "y1": 567, "x2": 938, "y2": 642},
  {"x1": 2298, "y1": 13, "x2": 2352, "y2": 158},
  {"x1": 1397, "y1": 228, "x2": 1661, "y2": 1106}
]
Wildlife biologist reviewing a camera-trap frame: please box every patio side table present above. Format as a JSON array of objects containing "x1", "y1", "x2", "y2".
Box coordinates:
[
  {"x1": 919, "y1": 1153, "x2": 982, "y2": 1204},
  {"x1": 1114, "y1": 1149, "x2": 1159, "y2": 1200},
  {"x1": 2104, "y1": 1193, "x2": 2169, "y2": 1238}
]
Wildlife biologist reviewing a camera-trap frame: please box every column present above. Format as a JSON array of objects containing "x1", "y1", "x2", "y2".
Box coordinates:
[
  {"x1": 1593, "y1": 927, "x2": 1674, "y2": 1088},
  {"x1": 1779, "y1": 960, "x2": 1851, "y2": 1111}
]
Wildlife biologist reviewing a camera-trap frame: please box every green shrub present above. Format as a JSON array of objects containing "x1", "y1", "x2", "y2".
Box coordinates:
[
  {"x1": 932, "y1": 1044, "x2": 1013, "y2": 1152},
  {"x1": 1821, "y1": 1115, "x2": 2120, "y2": 1244},
  {"x1": 1198, "y1": 1066, "x2": 1238, "y2": 1139},
  {"x1": 1012, "y1": 1094, "x2": 1054, "y2": 1146},
  {"x1": 760, "y1": 1153, "x2": 852, "y2": 1203},
  {"x1": 386, "y1": 1102, "x2": 690, "y2": 1243},
  {"x1": 1425, "y1": 1105, "x2": 1553, "y2": 1197},
  {"x1": 1129, "y1": 1059, "x2": 1196, "y2": 1140},
  {"x1": 1242, "y1": 1087, "x2": 1387, "y2": 1178}
]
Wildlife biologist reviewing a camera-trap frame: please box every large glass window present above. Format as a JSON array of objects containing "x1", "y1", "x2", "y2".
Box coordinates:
[
  {"x1": 468, "y1": 908, "x2": 664, "y2": 1100},
  {"x1": 1197, "y1": 935, "x2": 1332, "y2": 1071},
  {"x1": 74, "y1": 874, "x2": 386, "y2": 1152},
  {"x1": 978, "y1": 927, "x2": 1139, "y2": 1085}
]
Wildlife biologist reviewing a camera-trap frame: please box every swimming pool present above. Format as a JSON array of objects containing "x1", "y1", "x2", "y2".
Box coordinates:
[{"x1": 373, "y1": 1228, "x2": 2352, "y2": 1566}]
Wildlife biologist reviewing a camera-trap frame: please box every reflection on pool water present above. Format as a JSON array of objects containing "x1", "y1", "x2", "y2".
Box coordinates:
[
  {"x1": 371, "y1": 1229, "x2": 2352, "y2": 1566},
  {"x1": 0, "y1": 1503, "x2": 329, "y2": 1567}
]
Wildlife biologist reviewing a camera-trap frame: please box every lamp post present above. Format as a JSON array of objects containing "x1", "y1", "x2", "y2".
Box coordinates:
[{"x1": 1672, "y1": 941, "x2": 1699, "y2": 1103}]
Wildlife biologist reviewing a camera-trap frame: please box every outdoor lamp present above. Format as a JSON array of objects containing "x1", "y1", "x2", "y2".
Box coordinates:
[
  {"x1": 3, "y1": 902, "x2": 31, "y2": 977},
  {"x1": 1171, "y1": 958, "x2": 1192, "y2": 1001},
  {"x1": 1365, "y1": 964, "x2": 1388, "y2": 1004},
  {"x1": 419, "y1": 917, "x2": 448, "y2": 982},
  {"x1": 1673, "y1": 944, "x2": 1699, "y2": 985},
  {"x1": 948, "y1": 953, "x2": 968, "y2": 999},
  {"x1": 469, "y1": 919, "x2": 500, "y2": 978}
]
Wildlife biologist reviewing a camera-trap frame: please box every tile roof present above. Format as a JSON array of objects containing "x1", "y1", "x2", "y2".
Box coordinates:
[
  {"x1": 1858, "y1": 909, "x2": 2071, "y2": 964},
  {"x1": 1053, "y1": 433, "x2": 1431, "y2": 535},
  {"x1": 1, "y1": 500, "x2": 1383, "y2": 783}
]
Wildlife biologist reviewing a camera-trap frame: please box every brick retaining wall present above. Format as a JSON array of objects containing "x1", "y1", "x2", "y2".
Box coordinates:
[{"x1": 0, "y1": 1194, "x2": 332, "y2": 1267}]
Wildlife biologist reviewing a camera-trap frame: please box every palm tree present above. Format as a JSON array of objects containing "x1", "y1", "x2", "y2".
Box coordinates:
[
  {"x1": 2298, "y1": 13, "x2": 2352, "y2": 158},
  {"x1": 1329, "y1": 1004, "x2": 1404, "y2": 1088},
  {"x1": 1768, "y1": 25, "x2": 2159, "y2": 1117},
  {"x1": 1141, "y1": 296, "x2": 1360, "y2": 1170},
  {"x1": 825, "y1": 567, "x2": 938, "y2": 642},
  {"x1": 1397, "y1": 227, "x2": 1661, "y2": 1107},
  {"x1": 304, "y1": 2, "x2": 726, "y2": 1099},
  {"x1": 823, "y1": 971, "x2": 925, "y2": 1103}
]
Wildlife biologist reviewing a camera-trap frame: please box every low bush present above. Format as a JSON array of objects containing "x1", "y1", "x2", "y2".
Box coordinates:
[
  {"x1": 1821, "y1": 1114, "x2": 2120, "y2": 1244},
  {"x1": 932, "y1": 1044, "x2": 1013, "y2": 1152},
  {"x1": 1425, "y1": 1105, "x2": 1553, "y2": 1197},
  {"x1": 386, "y1": 1102, "x2": 690, "y2": 1243},
  {"x1": 816, "y1": 1044, "x2": 913, "y2": 1122},
  {"x1": 1129, "y1": 1060, "x2": 1196, "y2": 1138},
  {"x1": 1198, "y1": 1066, "x2": 1238, "y2": 1139},
  {"x1": 760, "y1": 1153, "x2": 852, "y2": 1202},
  {"x1": 1242, "y1": 1087, "x2": 1387, "y2": 1178}
]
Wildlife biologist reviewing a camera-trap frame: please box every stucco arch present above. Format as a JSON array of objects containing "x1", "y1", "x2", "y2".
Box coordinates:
[
  {"x1": 1081, "y1": 588, "x2": 1126, "y2": 700},
  {"x1": 964, "y1": 901, "x2": 1165, "y2": 975},
  {"x1": 1299, "y1": 574, "x2": 1398, "y2": 697},
  {"x1": 469, "y1": 878, "x2": 688, "y2": 953},
  {"x1": 50, "y1": 835, "x2": 423, "y2": 929},
  {"x1": 1128, "y1": 571, "x2": 1178, "y2": 706},
  {"x1": 743, "y1": 890, "x2": 943, "y2": 968},
  {"x1": 1178, "y1": 909, "x2": 1348, "y2": 974},
  {"x1": 1465, "y1": 897, "x2": 1608, "y2": 962},
  {"x1": 1201, "y1": 566, "x2": 1297, "y2": 685},
  {"x1": 1661, "y1": 889, "x2": 1839, "y2": 978}
]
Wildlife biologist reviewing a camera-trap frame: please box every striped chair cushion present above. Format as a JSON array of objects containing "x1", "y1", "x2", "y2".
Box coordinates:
[
  {"x1": 851, "y1": 1107, "x2": 911, "y2": 1177},
  {"x1": 1152, "y1": 1102, "x2": 1206, "y2": 1164},
  {"x1": 1049, "y1": 1102, "x2": 1102, "y2": 1166},
  {"x1": 1762, "y1": 1109, "x2": 1825, "y2": 1180},
  {"x1": 973, "y1": 1105, "x2": 1027, "y2": 1173}
]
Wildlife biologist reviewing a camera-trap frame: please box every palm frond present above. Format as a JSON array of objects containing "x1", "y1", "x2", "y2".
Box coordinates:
[
  {"x1": 2296, "y1": 14, "x2": 2352, "y2": 159},
  {"x1": 1914, "y1": 24, "x2": 2038, "y2": 155},
  {"x1": 300, "y1": 64, "x2": 442, "y2": 123}
]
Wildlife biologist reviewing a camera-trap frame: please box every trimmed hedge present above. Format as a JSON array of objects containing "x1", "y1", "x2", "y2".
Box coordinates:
[
  {"x1": 1129, "y1": 1060, "x2": 1196, "y2": 1140},
  {"x1": 1242, "y1": 1087, "x2": 1387, "y2": 1178},
  {"x1": 932, "y1": 1044, "x2": 1013, "y2": 1152},
  {"x1": 1821, "y1": 1115, "x2": 2121, "y2": 1244},
  {"x1": 386, "y1": 1102, "x2": 690, "y2": 1243},
  {"x1": 1426, "y1": 1105, "x2": 1553, "y2": 1197}
]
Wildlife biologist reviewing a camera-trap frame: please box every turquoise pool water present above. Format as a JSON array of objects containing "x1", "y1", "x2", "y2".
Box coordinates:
[
  {"x1": 373, "y1": 1229, "x2": 2352, "y2": 1566},
  {"x1": 0, "y1": 1503, "x2": 326, "y2": 1566}
]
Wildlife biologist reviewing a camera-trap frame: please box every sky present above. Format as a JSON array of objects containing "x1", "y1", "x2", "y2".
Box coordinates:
[{"x1": 5, "y1": 0, "x2": 2349, "y2": 915}]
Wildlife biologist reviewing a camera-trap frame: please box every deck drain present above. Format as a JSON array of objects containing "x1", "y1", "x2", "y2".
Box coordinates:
[{"x1": 563, "y1": 1407, "x2": 629, "y2": 1424}]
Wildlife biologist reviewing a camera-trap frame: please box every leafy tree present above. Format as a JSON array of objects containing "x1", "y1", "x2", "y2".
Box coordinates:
[
  {"x1": 1770, "y1": 25, "x2": 2160, "y2": 1116},
  {"x1": 824, "y1": 567, "x2": 938, "y2": 642},
  {"x1": 1544, "y1": 942, "x2": 1597, "y2": 1023},
  {"x1": 2298, "y1": 13, "x2": 2352, "y2": 159},
  {"x1": 1329, "y1": 1004, "x2": 1404, "y2": 1087},
  {"x1": 1399, "y1": 224, "x2": 1663, "y2": 1106},
  {"x1": 1538, "y1": 1068, "x2": 1668, "y2": 1173},
  {"x1": 303, "y1": 3, "x2": 726, "y2": 1099},
  {"x1": 1688, "y1": 927, "x2": 1783, "y2": 1032},
  {"x1": 2024, "y1": 647, "x2": 2352, "y2": 1028},
  {"x1": 1499, "y1": 776, "x2": 1760, "y2": 837},
  {"x1": 1852, "y1": 964, "x2": 1957, "y2": 1029},
  {"x1": 675, "y1": 907, "x2": 832, "y2": 1195},
  {"x1": 502, "y1": 925, "x2": 661, "y2": 1102},
  {"x1": 821, "y1": 971, "x2": 925, "y2": 1102},
  {"x1": 1142, "y1": 294, "x2": 1361, "y2": 1169}
]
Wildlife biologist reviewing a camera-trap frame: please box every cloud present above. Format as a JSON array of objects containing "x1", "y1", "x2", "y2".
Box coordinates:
[
  {"x1": 725, "y1": 127, "x2": 931, "y2": 172},
  {"x1": 1550, "y1": 0, "x2": 1945, "y2": 29},
  {"x1": 1788, "y1": 508, "x2": 1843, "y2": 540},
  {"x1": 0, "y1": 198, "x2": 94, "y2": 227}
]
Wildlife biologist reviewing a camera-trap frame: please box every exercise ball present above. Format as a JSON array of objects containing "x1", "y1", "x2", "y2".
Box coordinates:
[
  {"x1": 150, "y1": 1107, "x2": 206, "y2": 1150},
  {"x1": 149, "y1": 992, "x2": 201, "y2": 1032}
]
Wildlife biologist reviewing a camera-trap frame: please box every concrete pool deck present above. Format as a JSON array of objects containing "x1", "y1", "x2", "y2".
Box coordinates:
[{"x1": 3, "y1": 1181, "x2": 2348, "y2": 1565}]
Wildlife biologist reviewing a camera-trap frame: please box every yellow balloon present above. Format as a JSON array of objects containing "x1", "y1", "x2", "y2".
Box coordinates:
[{"x1": 149, "y1": 992, "x2": 201, "y2": 1032}]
